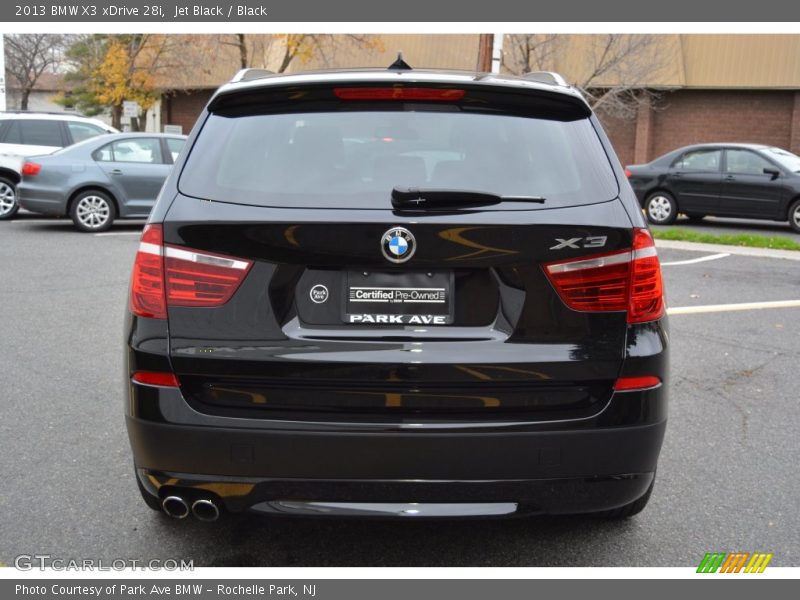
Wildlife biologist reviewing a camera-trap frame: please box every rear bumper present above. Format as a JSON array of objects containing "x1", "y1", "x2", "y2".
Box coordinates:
[
  {"x1": 127, "y1": 386, "x2": 666, "y2": 515},
  {"x1": 17, "y1": 185, "x2": 68, "y2": 215}
]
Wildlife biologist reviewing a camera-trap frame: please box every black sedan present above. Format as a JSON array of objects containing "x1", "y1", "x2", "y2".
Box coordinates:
[{"x1": 626, "y1": 143, "x2": 800, "y2": 232}]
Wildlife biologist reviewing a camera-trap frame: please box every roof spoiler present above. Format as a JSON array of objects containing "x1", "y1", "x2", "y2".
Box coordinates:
[
  {"x1": 231, "y1": 68, "x2": 275, "y2": 83},
  {"x1": 522, "y1": 71, "x2": 569, "y2": 87}
]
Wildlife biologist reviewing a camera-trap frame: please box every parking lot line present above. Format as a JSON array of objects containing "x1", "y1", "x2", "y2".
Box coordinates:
[
  {"x1": 94, "y1": 231, "x2": 143, "y2": 237},
  {"x1": 661, "y1": 252, "x2": 730, "y2": 266},
  {"x1": 668, "y1": 299, "x2": 800, "y2": 315}
]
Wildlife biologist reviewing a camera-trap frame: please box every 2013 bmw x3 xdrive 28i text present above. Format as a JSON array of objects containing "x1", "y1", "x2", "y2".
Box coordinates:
[{"x1": 125, "y1": 64, "x2": 668, "y2": 521}]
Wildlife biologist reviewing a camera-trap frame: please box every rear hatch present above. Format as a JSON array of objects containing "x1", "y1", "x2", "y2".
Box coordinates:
[{"x1": 156, "y1": 78, "x2": 647, "y2": 422}]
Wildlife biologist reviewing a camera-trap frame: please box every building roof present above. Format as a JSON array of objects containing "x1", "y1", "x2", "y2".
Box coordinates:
[{"x1": 152, "y1": 34, "x2": 800, "y2": 93}]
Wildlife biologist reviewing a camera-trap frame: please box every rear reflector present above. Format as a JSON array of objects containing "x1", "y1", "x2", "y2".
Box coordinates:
[
  {"x1": 334, "y1": 87, "x2": 466, "y2": 101},
  {"x1": 22, "y1": 162, "x2": 41, "y2": 176},
  {"x1": 543, "y1": 228, "x2": 665, "y2": 323},
  {"x1": 129, "y1": 224, "x2": 253, "y2": 319},
  {"x1": 614, "y1": 376, "x2": 661, "y2": 391},
  {"x1": 132, "y1": 371, "x2": 180, "y2": 387}
]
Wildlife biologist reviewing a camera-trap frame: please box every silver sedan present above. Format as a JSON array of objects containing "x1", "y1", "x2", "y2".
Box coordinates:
[{"x1": 17, "y1": 132, "x2": 186, "y2": 232}]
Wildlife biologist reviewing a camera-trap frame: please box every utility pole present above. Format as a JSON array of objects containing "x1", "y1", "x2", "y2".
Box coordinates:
[{"x1": 477, "y1": 34, "x2": 493, "y2": 72}]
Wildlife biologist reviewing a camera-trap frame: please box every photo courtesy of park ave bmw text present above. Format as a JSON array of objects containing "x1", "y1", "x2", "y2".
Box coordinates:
[{"x1": 0, "y1": 0, "x2": 799, "y2": 592}]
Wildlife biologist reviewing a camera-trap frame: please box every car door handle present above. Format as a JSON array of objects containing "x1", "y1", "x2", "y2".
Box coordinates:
[
  {"x1": 724, "y1": 175, "x2": 735, "y2": 181},
  {"x1": 110, "y1": 169, "x2": 123, "y2": 175}
]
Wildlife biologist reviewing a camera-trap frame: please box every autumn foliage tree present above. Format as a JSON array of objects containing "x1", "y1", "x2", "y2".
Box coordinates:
[{"x1": 93, "y1": 40, "x2": 158, "y2": 130}]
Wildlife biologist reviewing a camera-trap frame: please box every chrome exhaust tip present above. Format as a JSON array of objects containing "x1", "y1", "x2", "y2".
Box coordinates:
[
  {"x1": 191, "y1": 498, "x2": 220, "y2": 522},
  {"x1": 162, "y1": 495, "x2": 190, "y2": 519}
]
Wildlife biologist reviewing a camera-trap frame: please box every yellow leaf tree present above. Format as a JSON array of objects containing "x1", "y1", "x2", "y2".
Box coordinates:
[{"x1": 93, "y1": 38, "x2": 160, "y2": 130}]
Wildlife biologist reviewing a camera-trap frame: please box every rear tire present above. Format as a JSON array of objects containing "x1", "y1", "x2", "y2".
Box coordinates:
[
  {"x1": 589, "y1": 477, "x2": 655, "y2": 519},
  {"x1": 70, "y1": 190, "x2": 116, "y2": 232},
  {"x1": 645, "y1": 192, "x2": 677, "y2": 225},
  {"x1": 0, "y1": 177, "x2": 19, "y2": 220},
  {"x1": 789, "y1": 199, "x2": 800, "y2": 233}
]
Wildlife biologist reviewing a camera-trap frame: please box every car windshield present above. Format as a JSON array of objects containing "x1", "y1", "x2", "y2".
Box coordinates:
[
  {"x1": 178, "y1": 110, "x2": 619, "y2": 210},
  {"x1": 765, "y1": 147, "x2": 800, "y2": 172}
]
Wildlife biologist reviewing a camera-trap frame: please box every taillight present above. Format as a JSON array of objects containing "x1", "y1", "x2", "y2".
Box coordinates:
[
  {"x1": 132, "y1": 371, "x2": 180, "y2": 387},
  {"x1": 334, "y1": 87, "x2": 466, "y2": 101},
  {"x1": 614, "y1": 375, "x2": 661, "y2": 391},
  {"x1": 624, "y1": 168, "x2": 633, "y2": 178},
  {"x1": 543, "y1": 228, "x2": 664, "y2": 324},
  {"x1": 164, "y1": 246, "x2": 252, "y2": 307},
  {"x1": 22, "y1": 162, "x2": 41, "y2": 176},
  {"x1": 129, "y1": 224, "x2": 253, "y2": 319},
  {"x1": 130, "y1": 224, "x2": 167, "y2": 319}
]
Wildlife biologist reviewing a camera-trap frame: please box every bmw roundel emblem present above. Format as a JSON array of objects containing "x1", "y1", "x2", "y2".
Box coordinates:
[{"x1": 381, "y1": 227, "x2": 416, "y2": 263}]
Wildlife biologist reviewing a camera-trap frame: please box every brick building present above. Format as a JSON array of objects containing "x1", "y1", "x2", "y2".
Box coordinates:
[{"x1": 154, "y1": 34, "x2": 800, "y2": 166}]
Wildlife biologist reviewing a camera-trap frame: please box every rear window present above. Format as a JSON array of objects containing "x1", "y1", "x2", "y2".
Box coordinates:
[{"x1": 179, "y1": 110, "x2": 618, "y2": 209}]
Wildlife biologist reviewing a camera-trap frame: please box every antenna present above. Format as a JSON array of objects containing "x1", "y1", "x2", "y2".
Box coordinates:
[{"x1": 388, "y1": 52, "x2": 412, "y2": 70}]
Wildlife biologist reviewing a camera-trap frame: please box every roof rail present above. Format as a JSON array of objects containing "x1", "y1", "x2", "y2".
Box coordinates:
[
  {"x1": 231, "y1": 68, "x2": 275, "y2": 83},
  {"x1": 0, "y1": 110, "x2": 89, "y2": 117},
  {"x1": 522, "y1": 71, "x2": 569, "y2": 87}
]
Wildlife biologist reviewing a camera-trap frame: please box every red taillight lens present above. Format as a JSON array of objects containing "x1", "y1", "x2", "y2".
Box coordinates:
[
  {"x1": 334, "y1": 87, "x2": 466, "y2": 101},
  {"x1": 130, "y1": 225, "x2": 253, "y2": 318},
  {"x1": 624, "y1": 168, "x2": 633, "y2": 178},
  {"x1": 164, "y1": 246, "x2": 252, "y2": 307},
  {"x1": 22, "y1": 162, "x2": 41, "y2": 176},
  {"x1": 628, "y1": 229, "x2": 665, "y2": 323},
  {"x1": 132, "y1": 371, "x2": 180, "y2": 387},
  {"x1": 614, "y1": 375, "x2": 661, "y2": 391},
  {"x1": 130, "y1": 224, "x2": 167, "y2": 319},
  {"x1": 543, "y1": 228, "x2": 665, "y2": 323}
]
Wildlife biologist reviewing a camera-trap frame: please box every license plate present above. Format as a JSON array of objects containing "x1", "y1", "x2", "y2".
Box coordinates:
[{"x1": 344, "y1": 271, "x2": 454, "y2": 325}]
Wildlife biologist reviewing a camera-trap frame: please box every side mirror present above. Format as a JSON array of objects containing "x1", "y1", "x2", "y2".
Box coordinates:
[{"x1": 763, "y1": 167, "x2": 781, "y2": 180}]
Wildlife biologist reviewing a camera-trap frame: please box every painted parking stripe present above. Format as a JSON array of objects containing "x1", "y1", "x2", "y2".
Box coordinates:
[
  {"x1": 661, "y1": 252, "x2": 730, "y2": 266},
  {"x1": 668, "y1": 299, "x2": 800, "y2": 315},
  {"x1": 94, "y1": 231, "x2": 142, "y2": 237}
]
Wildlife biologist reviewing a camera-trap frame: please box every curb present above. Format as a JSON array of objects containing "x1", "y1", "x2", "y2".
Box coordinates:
[{"x1": 655, "y1": 239, "x2": 800, "y2": 261}]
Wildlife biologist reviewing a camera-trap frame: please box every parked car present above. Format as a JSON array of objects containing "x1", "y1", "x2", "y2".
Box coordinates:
[
  {"x1": 17, "y1": 133, "x2": 187, "y2": 232},
  {"x1": 0, "y1": 111, "x2": 117, "y2": 220},
  {"x1": 125, "y1": 66, "x2": 668, "y2": 522},
  {"x1": 626, "y1": 143, "x2": 800, "y2": 232}
]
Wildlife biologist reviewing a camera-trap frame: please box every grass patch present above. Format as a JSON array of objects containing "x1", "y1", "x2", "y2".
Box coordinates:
[{"x1": 652, "y1": 228, "x2": 800, "y2": 251}]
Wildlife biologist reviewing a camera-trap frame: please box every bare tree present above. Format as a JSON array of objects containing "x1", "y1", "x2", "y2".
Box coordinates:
[
  {"x1": 4, "y1": 34, "x2": 70, "y2": 110},
  {"x1": 503, "y1": 34, "x2": 668, "y2": 118}
]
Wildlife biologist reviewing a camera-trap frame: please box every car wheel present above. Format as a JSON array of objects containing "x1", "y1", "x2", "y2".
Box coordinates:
[
  {"x1": 685, "y1": 213, "x2": 706, "y2": 222},
  {"x1": 589, "y1": 477, "x2": 655, "y2": 519},
  {"x1": 645, "y1": 192, "x2": 677, "y2": 225},
  {"x1": 0, "y1": 177, "x2": 19, "y2": 220},
  {"x1": 789, "y1": 199, "x2": 800, "y2": 234},
  {"x1": 70, "y1": 190, "x2": 116, "y2": 232}
]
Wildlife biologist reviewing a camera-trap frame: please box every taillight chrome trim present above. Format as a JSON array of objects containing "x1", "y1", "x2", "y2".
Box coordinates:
[
  {"x1": 137, "y1": 241, "x2": 163, "y2": 257},
  {"x1": 164, "y1": 246, "x2": 250, "y2": 270},
  {"x1": 544, "y1": 250, "x2": 631, "y2": 275}
]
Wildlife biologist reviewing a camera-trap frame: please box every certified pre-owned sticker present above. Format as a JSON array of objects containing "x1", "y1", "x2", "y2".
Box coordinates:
[
  {"x1": 309, "y1": 284, "x2": 329, "y2": 304},
  {"x1": 349, "y1": 287, "x2": 445, "y2": 304}
]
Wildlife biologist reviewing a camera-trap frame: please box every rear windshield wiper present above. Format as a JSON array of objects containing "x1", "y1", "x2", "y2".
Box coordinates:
[{"x1": 391, "y1": 187, "x2": 546, "y2": 210}]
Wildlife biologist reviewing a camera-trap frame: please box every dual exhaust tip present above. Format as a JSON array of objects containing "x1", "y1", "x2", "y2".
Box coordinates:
[{"x1": 162, "y1": 495, "x2": 220, "y2": 522}]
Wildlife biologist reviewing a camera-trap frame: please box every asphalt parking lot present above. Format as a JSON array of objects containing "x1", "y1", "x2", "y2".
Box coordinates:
[{"x1": 1, "y1": 214, "x2": 799, "y2": 568}]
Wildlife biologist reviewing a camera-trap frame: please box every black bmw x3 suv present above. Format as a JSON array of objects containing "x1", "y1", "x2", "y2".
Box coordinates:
[{"x1": 125, "y1": 64, "x2": 668, "y2": 521}]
